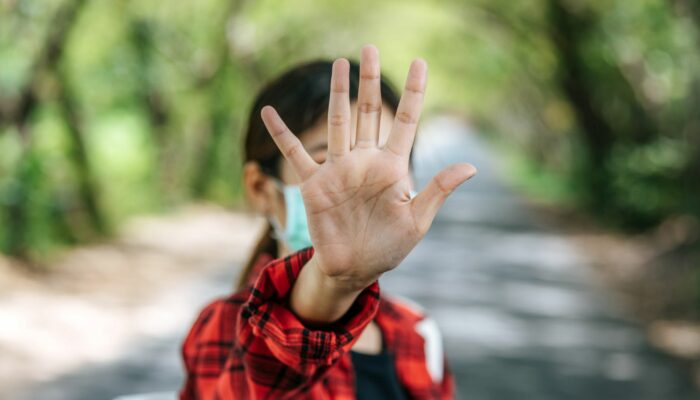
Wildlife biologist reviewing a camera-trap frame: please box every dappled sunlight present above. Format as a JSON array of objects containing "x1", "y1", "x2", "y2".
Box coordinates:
[
  {"x1": 0, "y1": 207, "x2": 262, "y2": 398},
  {"x1": 1, "y1": 0, "x2": 699, "y2": 398}
]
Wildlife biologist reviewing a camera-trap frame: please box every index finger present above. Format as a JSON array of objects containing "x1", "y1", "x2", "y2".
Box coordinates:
[{"x1": 261, "y1": 106, "x2": 319, "y2": 180}]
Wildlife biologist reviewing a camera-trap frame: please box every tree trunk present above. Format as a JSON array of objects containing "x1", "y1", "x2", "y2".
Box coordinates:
[
  {"x1": 545, "y1": 0, "x2": 616, "y2": 208},
  {"x1": 129, "y1": 19, "x2": 174, "y2": 199},
  {"x1": 55, "y1": 65, "x2": 107, "y2": 235},
  {"x1": 189, "y1": 0, "x2": 250, "y2": 198},
  {"x1": 3, "y1": 0, "x2": 88, "y2": 258}
]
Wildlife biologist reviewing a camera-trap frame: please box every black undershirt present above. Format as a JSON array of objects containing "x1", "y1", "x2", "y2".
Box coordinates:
[{"x1": 350, "y1": 348, "x2": 408, "y2": 400}]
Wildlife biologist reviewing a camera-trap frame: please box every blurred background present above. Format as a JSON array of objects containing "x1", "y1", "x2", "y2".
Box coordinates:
[{"x1": 1, "y1": 0, "x2": 699, "y2": 399}]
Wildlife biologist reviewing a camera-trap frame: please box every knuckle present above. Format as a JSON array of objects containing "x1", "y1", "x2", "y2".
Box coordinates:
[
  {"x1": 329, "y1": 114, "x2": 348, "y2": 127},
  {"x1": 358, "y1": 102, "x2": 382, "y2": 114},
  {"x1": 269, "y1": 127, "x2": 287, "y2": 138},
  {"x1": 397, "y1": 111, "x2": 418, "y2": 125},
  {"x1": 360, "y1": 73, "x2": 381, "y2": 81},
  {"x1": 384, "y1": 143, "x2": 404, "y2": 158},
  {"x1": 331, "y1": 83, "x2": 349, "y2": 93},
  {"x1": 433, "y1": 175, "x2": 450, "y2": 196},
  {"x1": 411, "y1": 210, "x2": 429, "y2": 237},
  {"x1": 404, "y1": 86, "x2": 425, "y2": 95},
  {"x1": 284, "y1": 143, "x2": 302, "y2": 159}
]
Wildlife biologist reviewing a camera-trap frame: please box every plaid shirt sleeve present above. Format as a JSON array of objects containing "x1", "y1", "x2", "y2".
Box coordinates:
[{"x1": 180, "y1": 247, "x2": 381, "y2": 399}]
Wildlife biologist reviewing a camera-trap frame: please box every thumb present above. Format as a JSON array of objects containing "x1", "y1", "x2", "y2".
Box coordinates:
[{"x1": 410, "y1": 162, "x2": 477, "y2": 233}]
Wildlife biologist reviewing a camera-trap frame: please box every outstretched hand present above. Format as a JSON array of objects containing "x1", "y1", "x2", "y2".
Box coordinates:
[{"x1": 261, "y1": 45, "x2": 476, "y2": 322}]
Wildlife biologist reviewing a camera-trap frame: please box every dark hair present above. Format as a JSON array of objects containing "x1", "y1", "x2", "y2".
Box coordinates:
[{"x1": 238, "y1": 59, "x2": 401, "y2": 289}]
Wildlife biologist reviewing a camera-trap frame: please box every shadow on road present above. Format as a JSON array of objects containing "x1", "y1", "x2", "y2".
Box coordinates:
[{"x1": 10, "y1": 115, "x2": 700, "y2": 400}]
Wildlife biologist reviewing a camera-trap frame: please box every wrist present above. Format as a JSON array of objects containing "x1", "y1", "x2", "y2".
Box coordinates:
[
  {"x1": 289, "y1": 253, "x2": 369, "y2": 324},
  {"x1": 309, "y1": 254, "x2": 376, "y2": 294}
]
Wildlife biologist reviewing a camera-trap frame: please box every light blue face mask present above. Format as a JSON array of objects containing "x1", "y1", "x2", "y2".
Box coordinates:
[
  {"x1": 269, "y1": 179, "x2": 418, "y2": 252},
  {"x1": 269, "y1": 183, "x2": 313, "y2": 252}
]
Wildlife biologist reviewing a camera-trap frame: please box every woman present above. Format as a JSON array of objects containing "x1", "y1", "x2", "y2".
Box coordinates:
[{"x1": 179, "y1": 45, "x2": 476, "y2": 399}]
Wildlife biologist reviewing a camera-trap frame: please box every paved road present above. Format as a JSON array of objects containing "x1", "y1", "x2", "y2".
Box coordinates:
[
  {"x1": 12, "y1": 265, "x2": 236, "y2": 400},
  {"x1": 17, "y1": 116, "x2": 699, "y2": 399},
  {"x1": 382, "y1": 116, "x2": 699, "y2": 399}
]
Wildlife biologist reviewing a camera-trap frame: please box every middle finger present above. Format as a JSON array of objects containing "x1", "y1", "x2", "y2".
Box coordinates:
[{"x1": 353, "y1": 45, "x2": 382, "y2": 149}]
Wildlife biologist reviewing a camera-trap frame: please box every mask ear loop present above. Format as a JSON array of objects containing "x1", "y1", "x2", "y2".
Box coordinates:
[{"x1": 267, "y1": 214, "x2": 286, "y2": 242}]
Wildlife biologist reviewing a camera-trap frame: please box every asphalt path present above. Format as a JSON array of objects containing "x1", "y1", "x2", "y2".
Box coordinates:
[{"x1": 16, "y1": 116, "x2": 699, "y2": 400}]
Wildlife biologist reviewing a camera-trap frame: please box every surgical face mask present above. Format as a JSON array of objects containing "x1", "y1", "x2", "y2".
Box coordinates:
[
  {"x1": 268, "y1": 180, "x2": 313, "y2": 252},
  {"x1": 267, "y1": 177, "x2": 418, "y2": 252}
]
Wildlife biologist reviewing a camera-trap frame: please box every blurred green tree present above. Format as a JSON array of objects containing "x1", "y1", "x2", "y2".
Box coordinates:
[{"x1": 0, "y1": 0, "x2": 697, "y2": 265}]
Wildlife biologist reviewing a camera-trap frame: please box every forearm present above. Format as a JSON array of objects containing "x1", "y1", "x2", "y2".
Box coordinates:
[
  {"x1": 235, "y1": 248, "x2": 381, "y2": 381},
  {"x1": 289, "y1": 253, "x2": 370, "y2": 324}
]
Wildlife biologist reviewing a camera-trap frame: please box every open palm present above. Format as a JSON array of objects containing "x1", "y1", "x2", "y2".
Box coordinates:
[{"x1": 261, "y1": 45, "x2": 476, "y2": 291}]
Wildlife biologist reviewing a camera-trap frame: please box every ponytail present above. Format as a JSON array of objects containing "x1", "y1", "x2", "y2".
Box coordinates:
[{"x1": 236, "y1": 223, "x2": 278, "y2": 290}]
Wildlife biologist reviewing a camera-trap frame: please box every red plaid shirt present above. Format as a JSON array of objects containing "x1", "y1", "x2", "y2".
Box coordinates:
[{"x1": 179, "y1": 247, "x2": 454, "y2": 399}]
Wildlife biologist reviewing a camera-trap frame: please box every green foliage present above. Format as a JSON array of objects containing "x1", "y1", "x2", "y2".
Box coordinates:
[{"x1": 1, "y1": 0, "x2": 699, "y2": 259}]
